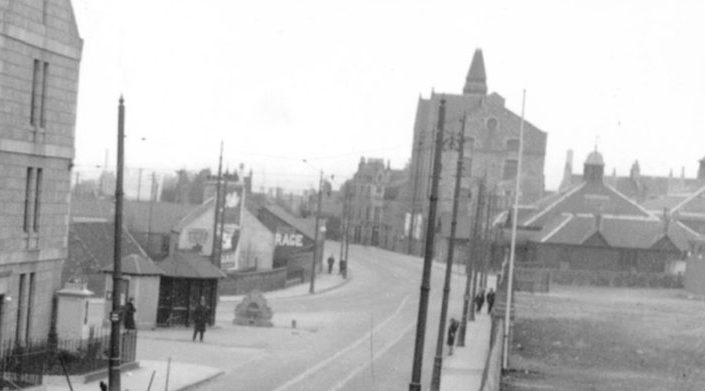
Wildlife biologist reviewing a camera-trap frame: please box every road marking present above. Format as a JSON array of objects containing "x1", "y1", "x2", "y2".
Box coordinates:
[
  {"x1": 329, "y1": 320, "x2": 416, "y2": 391},
  {"x1": 271, "y1": 295, "x2": 410, "y2": 391}
]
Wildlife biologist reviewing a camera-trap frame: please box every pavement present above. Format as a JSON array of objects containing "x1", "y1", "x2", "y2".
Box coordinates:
[
  {"x1": 45, "y1": 270, "x2": 350, "y2": 391},
  {"x1": 439, "y1": 313, "x2": 492, "y2": 391},
  {"x1": 45, "y1": 360, "x2": 223, "y2": 391}
]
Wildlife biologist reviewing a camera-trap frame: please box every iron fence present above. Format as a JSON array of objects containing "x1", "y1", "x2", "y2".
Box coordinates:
[{"x1": 0, "y1": 329, "x2": 136, "y2": 389}]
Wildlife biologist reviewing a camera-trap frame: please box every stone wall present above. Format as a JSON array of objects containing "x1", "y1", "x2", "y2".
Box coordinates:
[{"x1": 219, "y1": 267, "x2": 288, "y2": 295}]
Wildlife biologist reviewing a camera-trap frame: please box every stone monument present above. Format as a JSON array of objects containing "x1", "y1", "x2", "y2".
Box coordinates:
[{"x1": 233, "y1": 290, "x2": 273, "y2": 327}]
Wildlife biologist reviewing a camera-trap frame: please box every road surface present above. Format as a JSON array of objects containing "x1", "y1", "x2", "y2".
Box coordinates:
[{"x1": 137, "y1": 242, "x2": 475, "y2": 390}]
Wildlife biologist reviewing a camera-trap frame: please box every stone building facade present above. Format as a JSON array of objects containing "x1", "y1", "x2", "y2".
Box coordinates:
[
  {"x1": 0, "y1": 0, "x2": 82, "y2": 343},
  {"x1": 344, "y1": 157, "x2": 405, "y2": 246},
  {"x1": 404, "y1": 49, "x2": 547, "y2": 254}
]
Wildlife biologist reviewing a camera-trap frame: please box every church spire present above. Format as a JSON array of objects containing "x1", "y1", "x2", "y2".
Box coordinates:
[{"x1": 463, "y1": 49, "x2": 487, "y2": 95}]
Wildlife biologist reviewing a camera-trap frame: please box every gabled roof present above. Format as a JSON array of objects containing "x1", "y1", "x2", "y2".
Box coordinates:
[
  {"x1": 71, "y1": 199, "x2": 198, "y2": 234},
  {"x1": 102, "y1": 254, "x2": 164, "y2": 276},
  {"x1": 65, "y1": 221, "x2": 155, "y2": 290},
  {"x1": 157, "y1": 252, "x2": 226, "y2": 279},
  {"x1": 173, "y1": 197, "x2": 216, "y2": 232},
  {"x1": 538, "y1": 214, "x2": 697, "y2": 251},
  {"x1": 521, "y1": 180, "x2": 655, "y2": 227},
  {"x1": 259, "y1": 203, "x2": 317, "y2": 239}
]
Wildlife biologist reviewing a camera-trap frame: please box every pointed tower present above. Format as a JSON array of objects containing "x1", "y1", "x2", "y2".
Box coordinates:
[{"x1": 463, "y1": 49, "x2": 487, "y2": 95}]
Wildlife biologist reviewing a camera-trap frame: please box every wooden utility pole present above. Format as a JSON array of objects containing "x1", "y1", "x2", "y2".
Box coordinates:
[
  {"x1": 211, "y1": 142, "x2": 224, "y2": 266},
  {"x1": 430, "y1": 115, "x2": 466, "y2": 390},
  {"x1": 409, "y1": 97, "x2": 446, "y2": 391},
  {"x1": 137, "y1": 167, "x2": 143, "y2": 201},
  {"x1": 108, "y1": 95, "x2": 125, "y2": 391},
  {"x1": 147, "y1": 172, "x2": 157, "y2": 251},
  {"x1": 408, "y1": 134, "x2": 423, "y2": 255},
  {"x1": 218, "y1": 171, "x2": 229, "y2": 269},
  {"x1": 309, "y1": 171, "x2": 324, "y2": 293}
]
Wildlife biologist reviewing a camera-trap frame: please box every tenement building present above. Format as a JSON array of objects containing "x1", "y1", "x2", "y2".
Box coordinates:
[
  {"x1": 0, "y1": 0, "x2": 82, "y2": 342},
  {"x1": 404, "y1": 48, "x2": 548, "y2": 254}
]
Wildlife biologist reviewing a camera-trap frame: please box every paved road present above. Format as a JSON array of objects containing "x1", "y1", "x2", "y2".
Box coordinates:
[{"x1": 137, "y1": 242, "x2": 472, "y2": 391}]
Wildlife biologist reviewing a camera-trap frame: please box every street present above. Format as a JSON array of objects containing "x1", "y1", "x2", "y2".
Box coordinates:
[{"x1": 135, "y1": 242, "x2": 473, "y2": 391}]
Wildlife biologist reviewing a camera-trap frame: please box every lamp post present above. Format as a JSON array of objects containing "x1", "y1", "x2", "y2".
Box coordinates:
[{"x1": 503, "y1": 90, "x2": 527, "y2": 369}]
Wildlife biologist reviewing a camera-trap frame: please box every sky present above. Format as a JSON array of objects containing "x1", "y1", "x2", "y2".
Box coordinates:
[{"x1": 70, "y1": 0, "x2": 705, "y2": 194}]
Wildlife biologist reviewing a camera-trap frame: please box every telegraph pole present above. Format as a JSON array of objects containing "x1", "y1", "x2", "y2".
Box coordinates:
[
  {"x1": 217, "y1": 171, "x2": 229, "y2": 269},
  {"x1": 211, "y1": 142, "x2": 224, "y2": 266},
  {"x1": 109, "y1": 96, "x2": 125, "y2": 391},
  {"x1": 147, "y1": 172, "x2": 157, "y2": 251},
  {"x1": 503, "y1": 90, "x2": 527, "y2": 369},
  {"x1": 409, "y1": 97, "x2": 446, "y2": 391},
  {"x1": 430, "y1": 114, "x2": 466, "y2": 390},
  {"x1": 309, "y1": 171, "x2": 324, "y2": 293},
  {"x1": 137, "y1": 167, "x2": 143, "y2": 201},
  {"x1": 408, "y1": 135, "x2": 423, "y2": 255}
]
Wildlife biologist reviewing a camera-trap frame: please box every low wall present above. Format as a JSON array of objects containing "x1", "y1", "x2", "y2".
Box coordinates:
[
  {"x1": 219, "y1": 267, "x2": 288, "y2": 295},
  {"x1": 552, "y1": 269, "x2": 683, "y2": 288},
  {"x1": 480, "y1": 318, "x2": 504, "y2": 391}
]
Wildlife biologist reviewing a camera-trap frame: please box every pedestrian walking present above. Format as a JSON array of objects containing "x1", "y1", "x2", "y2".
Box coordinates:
[
  {"x1": 486, "y1": 288, "x2": 495, "y2": 313},
  {"x1": 447, "y1": 318, "x2": 460, "y2": 355},
  {"x1": 124, "y1": 297, "x2": 136, "y2": 331},
  {"x1": 475, "y1": 289, "x2": 485, "y2": 313},
  {"x1": 327, "y1": 254, "x2": 335, "y2": 274},
  {"x1": 192, "y1": 297, "x2": 210, "y2": 342}
]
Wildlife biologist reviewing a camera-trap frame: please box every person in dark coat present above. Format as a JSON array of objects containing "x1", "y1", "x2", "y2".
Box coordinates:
[
  {"x1": 123, "y1": 297, "x2": 136, "y2": 331},
  {"x1": 327, "y1": 254, "x2": 335, "y2": 274},
  {"x1": 192, "y1": 297, "x2": 210, "y2": 342},
  {"x1": 486, "y1": 288, "x2": 496, "y2": 313},
  {"x1": 447, "y1": 318, "x2": 460, "y2": 355},
  {"x1": 475, "y1": 289, "x2": 485, "y2": 313}
]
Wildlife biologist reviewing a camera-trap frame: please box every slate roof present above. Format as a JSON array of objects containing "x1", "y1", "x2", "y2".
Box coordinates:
[
  {"x1": 260, "y1": 203, "x2": 317, "y2": 239},
  {"x1": 71, "y1": 199, "x2": 197, "y2": 234},
  {"x1": 173, "y1": 197, "x2": 215, "y2": 232},
  {"x1": 65, "y1": 221, "x2": 155, "y2": 294},
  {"x1": 538, "y1": 214, "x2": 697, "y2": 251},
  {"x1": 563, "y1": 173, "x2": 701, "y2": 202},
  {"x1": 520, "y1": 181, "x2": 655, "y2": 228},
  {"x1": 68, "y1": 221, "x2": 147, "y2": 269},
  {"x1": 102, "y1": 254, "x2": 164, "y2": 276},
  {"x1": 157, "y1": 252, "x2": 226, "y2": 279}
]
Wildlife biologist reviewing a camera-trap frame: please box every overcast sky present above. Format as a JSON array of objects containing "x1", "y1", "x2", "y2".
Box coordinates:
[{"x1": 70, "y1": 0, "x2": 705, "y2": 193}]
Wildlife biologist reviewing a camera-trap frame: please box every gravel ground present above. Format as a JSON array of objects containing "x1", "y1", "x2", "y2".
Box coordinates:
[{"x1": 502, "y1": 286, "x2": 705, "y2": 391}]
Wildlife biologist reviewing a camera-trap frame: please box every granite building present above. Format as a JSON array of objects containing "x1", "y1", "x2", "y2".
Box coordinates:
[
  {"x1": 404, "y1": 49, "x2": 547, "y2": 254},
  {"x1": 0, "y1": 0, "x2": 82, "y2": 343}
]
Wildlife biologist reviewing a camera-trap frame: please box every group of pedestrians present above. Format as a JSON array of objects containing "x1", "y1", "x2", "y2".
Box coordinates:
[
  {"x1": 445, "y1": 287, "x2": 496, "y2": 356},
  {"x1": 327, "y1": 254, "x2": 347, "y2": 275},
  {"x1": 474, "y1": 288, "x2": 495, "y2": 314},
  {"x1": 122, "y1": 296, "x2": 211, "y2": 343}
]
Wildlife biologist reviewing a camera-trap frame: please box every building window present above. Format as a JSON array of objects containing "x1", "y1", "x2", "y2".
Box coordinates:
[
  {"x1": 486, "y1": 117, "x2": 498, "y2": 131},
  {"x1": 16, "y1": 274, "x2": 25, "y2": 343},
  {"x1": 506, "y1": 139, "x2": 520, "y2": 151},
  {"x1": 25, "y1": 273, "x2": 35, "y2": 341},
  {"x1": 40, "y1": 62, "x2": 49, "y2": 128},
  {"x1": 33, "y1": 168, "x2": 42, "y2": 232},
  {"x1": 503, "y1": 159, "x2": 518, "y2": 180},
  {"x1": 30, "y1": 60, "x2": 40, "y2": 126},
  {"x1": 23, "y1": 168, "x2": 34, "y2": 233},
  {"x1": 374, "y1": 207, "x2": 381, "y2": 224},
  {"x1": 29, "y1": 60, "x2": 48, "y2": 128}
]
